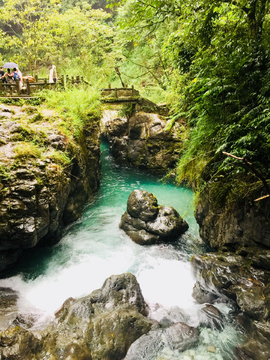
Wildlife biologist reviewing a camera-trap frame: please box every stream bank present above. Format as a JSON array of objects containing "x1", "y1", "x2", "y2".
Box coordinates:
[{"x1": 0, "y1": 103, "x2": 101, "y2": 272}]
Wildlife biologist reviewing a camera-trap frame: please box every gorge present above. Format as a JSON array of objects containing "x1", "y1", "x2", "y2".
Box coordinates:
[{"x1": 0, "y1": 104, "x2": 269, "y2": 359}]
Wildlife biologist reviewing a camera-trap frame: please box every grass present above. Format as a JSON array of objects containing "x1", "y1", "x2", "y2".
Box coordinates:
[
  {"x1": 14, "y1": 142, "x2": 43, "y2": 159},
  {"x1": 46, "y1": 149, "x2": 71, "y2": 166},
  {"x1": 41, "y1": 86, "x2": 102, "y2": 139}
]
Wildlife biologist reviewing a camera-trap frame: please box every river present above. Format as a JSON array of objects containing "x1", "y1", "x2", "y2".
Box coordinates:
[{"x1": 0, "y1": 141, "x2": 243, "y2": 359}]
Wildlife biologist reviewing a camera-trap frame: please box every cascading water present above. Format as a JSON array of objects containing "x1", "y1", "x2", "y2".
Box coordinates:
[{"x1": 0, "y1": 141, "x2": 243, "y2": 359}]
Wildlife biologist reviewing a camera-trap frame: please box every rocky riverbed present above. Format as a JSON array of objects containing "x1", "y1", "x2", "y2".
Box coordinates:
[{"x1": 1, "y1": 103, "x2": 270, "y2": 359}]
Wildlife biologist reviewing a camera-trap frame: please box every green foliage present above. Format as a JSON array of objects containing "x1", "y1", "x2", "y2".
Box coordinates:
[
  {"x1": 0, "y1": 0, "x2": 60, "y2": 71},
  {"x1": 114, "y1": 0, "x2": 270, "y2": 203},
  {"x1": 42, "y1": 86, "x2": 102, "y2": 139},
  {"x1": 0, "y1": 0, "x2": 117, "y2": 82}
]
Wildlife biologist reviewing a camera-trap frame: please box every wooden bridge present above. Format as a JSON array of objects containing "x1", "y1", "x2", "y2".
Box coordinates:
[
  {"x1": 0, "y1": 76, "x2": 165, "y2": 114},
  {"x1": 100, "y1": 86, "x2": 140, "y2": 104},
  {"x1": 0, "y1": 74, "x2": 88, "y2": 98}
]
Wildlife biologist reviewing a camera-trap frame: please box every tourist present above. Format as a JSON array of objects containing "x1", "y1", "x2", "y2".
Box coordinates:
[
  {"x1": 49, "y1": 65, "x2": 58, "y2": 83},
  {"x1": 5, "y1": 69, "x2": 13, "y2": 83},
  {"x1": 0, "y1": 67, "x2": 7, "y2": 83},
  {"x1": 16, "y1": 68, "x2": 23, "y2": 89}
]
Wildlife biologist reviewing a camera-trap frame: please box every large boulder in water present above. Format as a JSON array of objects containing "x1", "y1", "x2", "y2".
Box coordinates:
[
  {"x1": 0, "y1": 273, "x2": 155, "y2": 360},
  {"x1": 120, "y1": 190, "x2": 189, "y2": 245}
]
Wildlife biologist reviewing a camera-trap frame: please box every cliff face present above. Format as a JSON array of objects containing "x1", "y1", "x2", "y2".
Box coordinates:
[
  {"x1": 195, "y1": 184, "x2": 270, "y2": 250},
  {"x1": 0, "y1": 104, "x2": 101, "y2": 272},
  {"x1": 102, "y1": 110, "x2": 184, "y2": 174}
]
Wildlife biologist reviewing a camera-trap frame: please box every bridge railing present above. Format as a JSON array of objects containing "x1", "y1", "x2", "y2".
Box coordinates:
[
  {"x1": 0, "y1": 74, "x2": 89, "y2": 97},
  {"x1": 100, "y1": 85, "x2": 140, "y2": 102}
]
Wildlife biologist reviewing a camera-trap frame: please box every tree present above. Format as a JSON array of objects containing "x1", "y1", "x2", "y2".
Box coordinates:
[
  {"x1": 0, "y1": 0, "x2": 60, "y2": 72},
  {"x1": 47, "y1": 3, "x2": 114, "y2": 80},
  {"x1": 114, "y1": 0, "x2": 270, "y2": 196}
]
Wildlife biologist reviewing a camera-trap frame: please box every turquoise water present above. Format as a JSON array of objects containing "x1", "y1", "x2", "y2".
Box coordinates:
[{"x1": 0, "y1": 141, "x2": 242, "y2": 359}]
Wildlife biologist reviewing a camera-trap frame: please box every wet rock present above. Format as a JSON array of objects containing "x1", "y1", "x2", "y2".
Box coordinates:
[
  {"x1": 0, "y1": 327, "x2": 41, "y2": 360},
  {"x1": 239, "y1": 321, "x2": 270, "y2": 360},
  {"x1": 47, "y1": 273, "x2": 154, "y2": 360},
  {"x1": 102, "y1": 111, "x2": 184, "y2": 174},
  {"x1": 192, "y1": 281, "x2": 218, "y2": 304},
  {"x1": 0, "y1": 273, "x2": 154, "y2": 360},
  {"x1": 124, "y1": 329, "x2": 165, "y2": 360},
  {"x1": 0, "y1": 249, "x2": 22, "y2": 272},
  {"x1": 124, "y1": 322, "x2": 199, "y2": 359},
  {"x1": 120, "y1": 190, "x2": 189, "y2": 245},
  {"x1": 195, "y1": 184, "x2": 270, "y2": 249},
  {"x1": 199, "y1": 304, "x2": 224, "y2": 330},
  {"x1": 0, "y1": 287, "x2": 19, "y2": 329},
  {"x1": 207, "y1": 345, "x2": 216, "y2": 353},
  {"x1": 164, "y1": 322, "x2": 199, "y2": 351},
  {"x1": 232, "y1": 284, "x2": 266, "y2": 321},
  {"x1": 127, "y1": 189, "x2": 159, "y2": 221},
  {"x1": 191, "y1": 253, "x2": 270, "y2": 320}
]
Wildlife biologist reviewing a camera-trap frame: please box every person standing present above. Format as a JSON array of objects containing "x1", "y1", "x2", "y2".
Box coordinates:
[
  {"x1": 16, "y1": 68, "x2": 23, "y2": 89},
  {"x1": 49, "y1": 65, "x2": 58, "y2": 83},
  {"x1": 0, "y1": 67, "x2": 7, "y2": 83}
]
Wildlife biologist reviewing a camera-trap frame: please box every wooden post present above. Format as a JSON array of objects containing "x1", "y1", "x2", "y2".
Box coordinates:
[
  {"x1": 108, "y1": 84, "x2": 111, "y2": 89},
  {"x1": 66, "y1": 75, "x2": 69, "y2": 83},
  {"x1": 26, "y1": 78, "x2": 31, "y2": 95},
  {"x1": 15, "y1": 80, "x2": 20, "y2": 95},
  {"x1": 115, "y1": 88, "x2": 118, "y2": 99},
  {"x1": 35, "y1": 74, "x2": 38, "y2": 83},
  {"x1": 132, "y1": 85, "x2": 134, "y2": 96},
  {"x1": 81, "y1": 76, "x2": 83, "y2": 83},
  {"x1": 71, "y1": 76, "x2": 74, "y2": 84},
  {"x1": 76, "y1": 75, "x2": 80, "y2": 83}
]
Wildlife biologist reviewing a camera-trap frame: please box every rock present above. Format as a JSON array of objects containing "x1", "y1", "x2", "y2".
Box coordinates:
[
  {"x1": 0, "y1": 105, "x2": 101, "y2": 271},
  {"x1": 195, "y1": 184, "x2": 270, "y2": 250},
  {"x1": 124, "y1": 322, "x2": 199, "y2": 359},
  {"x1": 120, "y1": 190, "x2": 189, "y2": 245},
  {"x1": 238, "y1": 321, "x2": 270, "y2": 360},
  {"x1": 191, "y1": 253, "x2": 270, "y2": 320},
  {"x1": 127, "y1": 189, "x2": 159, "y2": 221},
  {"x1": 163, "y1": 322, "x2": 199, "y2": 351},
  {"x1": 101, "y1": 111, "x2": 184, "y2": 174},
  {"x1": 232, "y1": 284, "x2": 266, "y2": 321},
  {"x1": 0, "y1": 273, "x2": 155, "y2": 360},
  {"x1": 190, "y1": 251, "x2": 270, "y2": 360},
  {"x1": 0, "y1": 327, "x2": 41, "y2": 360},
  {"x1": 207, "y1": 345, "x2": 216, "y2": 353},
  {"x1": 124, "y1": 329, "x2": 165, "y2": 360},
  {"x1": 199, "y1": 304, "x2": 224, "y2": 330},
  {"x1": 192, "y1": 281, "x2": 218, "y2": 304},
  {"x1": 0, "y1": 287, "x2": 19, "y2": 329}
]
